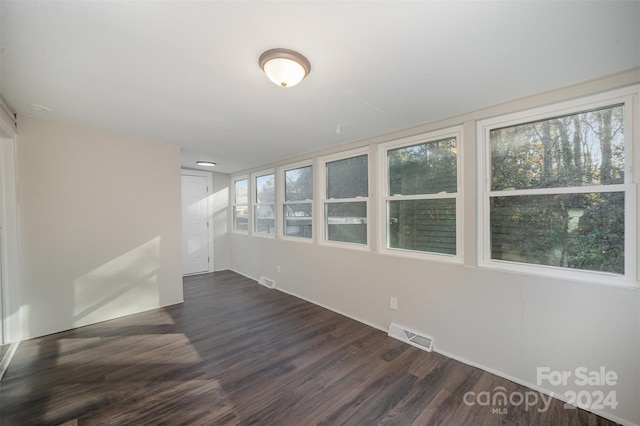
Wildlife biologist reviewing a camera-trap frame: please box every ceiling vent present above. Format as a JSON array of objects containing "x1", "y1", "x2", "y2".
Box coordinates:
[{"x1": 388, "y1": 323, "x2": 433, "y2": 352}]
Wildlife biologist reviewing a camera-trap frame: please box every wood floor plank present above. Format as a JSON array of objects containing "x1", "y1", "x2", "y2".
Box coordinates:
[{"x1": 0, "y1": 271, "x2": 620, "y2": 425}]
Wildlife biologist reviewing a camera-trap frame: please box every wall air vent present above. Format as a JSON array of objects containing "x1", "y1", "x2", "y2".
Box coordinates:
[
  {"x1": 388, "y1": 323, "x2": 433, "y2": 352},
  {"x1": 258, "y1": 276, "x2": 276, "y2": 289}
]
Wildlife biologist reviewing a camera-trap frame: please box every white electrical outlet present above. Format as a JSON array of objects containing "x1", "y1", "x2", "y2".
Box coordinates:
[
  {"x1": 390, "y1": 297, "x2": 398, "y2": 311},
  {"x1": 277, "y1": 265, "x2": 281, "y2": 273}
]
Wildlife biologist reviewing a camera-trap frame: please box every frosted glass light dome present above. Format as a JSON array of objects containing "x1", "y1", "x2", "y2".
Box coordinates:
[{"x1": 259, "y1": 48, "x2": 311, "y2": 88}]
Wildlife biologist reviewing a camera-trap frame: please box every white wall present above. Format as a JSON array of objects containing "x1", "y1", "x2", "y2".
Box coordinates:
[
  {"x1": 17, "y1": 116, "x2": 183, "y2": 339},
  {"x1": 229, "y1": 68, "x2": 640, "y2": 425},
  {"x1": 211, "y1": 171, "x2": 230, "y2": 271}
]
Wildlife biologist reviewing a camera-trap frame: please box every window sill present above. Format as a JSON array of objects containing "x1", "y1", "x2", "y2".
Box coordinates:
[
  {"x1": 380, "y1": 247, "x2": 463, "y2": 264},
  {"x1": 252, "y1": 232, "x2": 275, "y2": 239},
  {"x1": 319, "y1": 239, "x2": 370, "y2": 252},
  {"x1": 478, "y1": 259, "x2": 639, "y2": 289},
  {"x1": 281, "y1": 235, "x2": 314, "y2": 244}
]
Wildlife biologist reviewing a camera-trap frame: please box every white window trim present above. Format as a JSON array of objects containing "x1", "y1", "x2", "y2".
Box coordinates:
[
  {"x1": 476, "y1": 86, "x2": 639, "y2": 287},
  {"x1": 318, "y1": 147, "x2": 371, "y2": 251},
  {"x1": 231, "y1": 175, "x2": 249, "y2": 234},
  {"x1": 278, "y1": 160, "x2": 314, "y2": 243},
  {"x1": 251, "y1": 169, "x2": 276, "y2": 238},
  {"x1": 378, "y1": 126, "x2": 464, "y2": 263}
]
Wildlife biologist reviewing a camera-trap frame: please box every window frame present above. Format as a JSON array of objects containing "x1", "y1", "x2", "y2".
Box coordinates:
[
  {"x1": 279, "y1": 160, "x2": 314, "y2": 242},
  {"x1": 378, "y1": 126, "x2": 464, "y2": 263},
  {"x1": 231, "y1": 176, "x2": 249, "y2": 234},
  {"x1": 319, "y1": 147, "x2": 371, "y2": 250},
  {"x1": 251, "y1": 169, "x2": 276, "y2": 238},
  {"x1": 477, "y1": 87, "x2": 638, "y2": 286}
]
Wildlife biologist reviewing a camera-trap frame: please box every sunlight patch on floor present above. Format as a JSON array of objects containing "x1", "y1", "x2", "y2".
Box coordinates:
[{"x1": 55, "y1": 333, "x2": 201, "y2": 365}]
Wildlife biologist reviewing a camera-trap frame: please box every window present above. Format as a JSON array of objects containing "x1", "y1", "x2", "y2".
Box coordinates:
[
  {"x1": 282, "y1": 163, "x2": 313, "y2": 239},
  {"x1": 232, "y1": 178, "x2": 248, "y2": 232},
  {"x1": 478, "y1": 89, "x2": 636, "y2": 283},
  {"x1": 381, "y1": 128, "x2": 462, "y2": 260},
  {"x1": 321, "y1": 150, "x2": 369, "y2": 246},
  {"x1": 253, "y1": 171, "x2": 275, "y2": 236}
]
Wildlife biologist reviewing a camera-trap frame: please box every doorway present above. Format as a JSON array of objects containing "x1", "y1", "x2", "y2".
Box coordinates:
[
  {"x1": 0, "y1": 106, "x2": 21, "y2": 379},
  {"x1": 0, "y1": 133, "x2": 20, "y2": 345},
  {"x1": 181, "y1": 170, "x2": 214, "y2": 275}
]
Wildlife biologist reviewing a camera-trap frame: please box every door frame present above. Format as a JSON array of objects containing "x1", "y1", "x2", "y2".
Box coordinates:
[
  {"x1": 181, "y1": 169, "x2": 214, "y2": 275},
  {"x1": 0, "y1": 103, "x2": 21, "y2": 344}
]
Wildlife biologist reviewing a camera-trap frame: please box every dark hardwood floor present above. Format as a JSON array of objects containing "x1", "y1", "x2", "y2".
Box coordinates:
[
  {"x1": 0, "y1": 271, "x2": 617, "y2": 425},
  {"x1": 0, "y1": 343, "x2": 10, "y2": 362}
]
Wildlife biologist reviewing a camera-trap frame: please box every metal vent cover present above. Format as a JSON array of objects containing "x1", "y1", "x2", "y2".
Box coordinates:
[
  {"x1": 388, "y1": 323, "x2": 433, "y2": 352},
  {"x1": 258, "y1": 276, "x2": 276, "y2": 289}
]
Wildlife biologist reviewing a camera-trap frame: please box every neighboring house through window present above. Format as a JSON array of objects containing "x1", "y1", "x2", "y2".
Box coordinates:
[
  {"x1": 321, "y1": 149, "x2": 369, "y2": 247},
  {"x1": 232, "y1": 177, "x2": 248, "y2": 233},
  {"x1": 380, "y1": 127, "x2": 463, "y2": 261},
  {"x1": 282, "y1": 163, "x2": 313, "y2": 239},
  {"x1": 253, "y1": 171, "x2": 276, "y2": 236},
  {"x1": 478, "y1": 88, "x2": 636, "y2": 284}
]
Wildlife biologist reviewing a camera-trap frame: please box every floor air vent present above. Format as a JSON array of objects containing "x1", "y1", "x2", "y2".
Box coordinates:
[
  {"x1": 388, "y1": 323, "x2": 433, "y2": 352},
  {"x1": 258, "y1": 276, "x2": 276, "y2": 289}
]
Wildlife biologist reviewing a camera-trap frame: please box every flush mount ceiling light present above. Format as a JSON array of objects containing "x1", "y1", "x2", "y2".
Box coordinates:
[
  {"x1": 196, "y1": 161, "x2": 216, "y2": 167},
  {"x1": 259, "y1": 48, "x2": 311, "y2": 88}
]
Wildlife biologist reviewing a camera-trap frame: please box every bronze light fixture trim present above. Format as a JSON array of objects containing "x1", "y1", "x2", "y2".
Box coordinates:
[{"x1": 259, "y1": 48, "x2": 311, "y2": 88}]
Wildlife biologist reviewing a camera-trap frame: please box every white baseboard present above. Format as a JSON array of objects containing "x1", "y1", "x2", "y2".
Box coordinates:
[
  {"x1": 276, "y1": 287, "x2": 387, "y2": 333},
  {"x1": 434, "y1": 347, "x2": 637, "y2": 426},
  {"x1": 226, "y1": 268, "x2": 637, "y2": 426},
  {"x1": 0, "y1": 342, "x2": 19, "y2": 381},
  {"x1": 229, "y1": 268, "x2": 386, "y2": 332}
]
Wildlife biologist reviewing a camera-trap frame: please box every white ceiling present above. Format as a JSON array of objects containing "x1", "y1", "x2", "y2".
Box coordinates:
[{"x1": 1, "y1": 1, "x2": 639, "y2": 174}]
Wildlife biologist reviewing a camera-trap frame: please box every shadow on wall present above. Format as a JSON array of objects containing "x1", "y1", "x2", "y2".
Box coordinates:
[
  {"x1": 210, "y1": 186, "x2": 229, "y2": 235},
  {"x1": 211, "y1": 186, "x2": 229, "y2": 269}
]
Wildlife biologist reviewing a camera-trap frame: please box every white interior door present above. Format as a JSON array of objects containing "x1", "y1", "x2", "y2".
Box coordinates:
[{"x1": 181, "y1": 174, "x2": 210, "y2": 275}]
